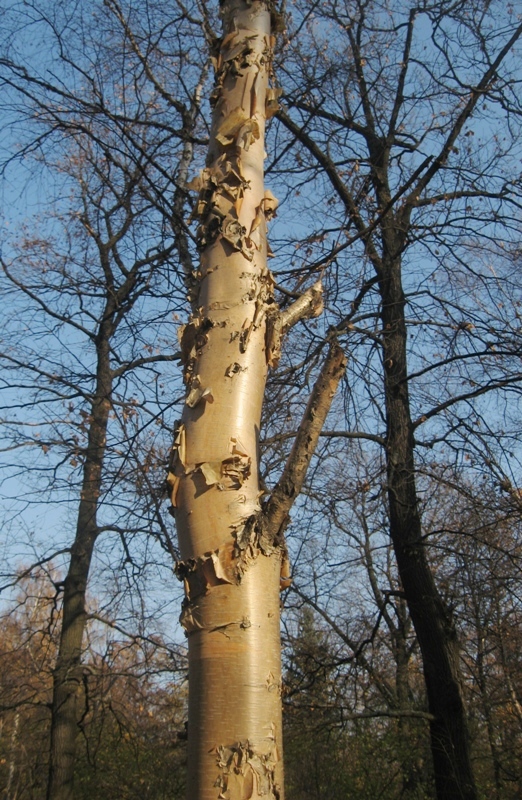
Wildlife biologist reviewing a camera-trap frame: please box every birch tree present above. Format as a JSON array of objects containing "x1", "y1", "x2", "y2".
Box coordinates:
[{"x1": 166, "y1": 1, "x2": 345, "y2": 797}]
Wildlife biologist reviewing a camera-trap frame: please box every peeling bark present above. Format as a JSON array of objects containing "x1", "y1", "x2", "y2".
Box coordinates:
[
  {"x1": 171, "y1": 2, "x2": 285, "y2": 797},
  {"x1": 170, "y1": 5, "x2": 346, "y2": 797}
]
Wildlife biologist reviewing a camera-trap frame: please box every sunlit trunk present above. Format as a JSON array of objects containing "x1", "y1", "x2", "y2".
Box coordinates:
[{"x1": 168, "y1": 1, "x2": 285, "y2": 797}]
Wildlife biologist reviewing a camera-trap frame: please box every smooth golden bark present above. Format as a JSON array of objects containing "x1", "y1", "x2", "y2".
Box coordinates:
[
  {"x1": 168, "y1": 4, "x2": 346, "y2": 797},
  {"x1": 168, "y1": 2, "x2": 285, "y2": 797}
]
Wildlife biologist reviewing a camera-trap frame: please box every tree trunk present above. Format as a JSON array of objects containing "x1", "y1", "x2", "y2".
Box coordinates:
[
  {"x1": 47, "y1": 331, "x2": 113, "y2": 800},
  {"x1": 391, "y1": 596, "x2": 426, "y2": 798},
  {"x1": 168, "y1": 2, "x2": 285, "y2": 797},
  {"x1": 6, "y1": 710, "x2": 20, "y2": 800},
  {"x1": 379, "y1": 250, "x2": 477, "y2": 800}
]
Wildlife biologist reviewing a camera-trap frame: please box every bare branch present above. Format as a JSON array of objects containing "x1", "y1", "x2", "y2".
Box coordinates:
[{"x1": 264, "y1": 340, "x2": 347, "y2": 541}]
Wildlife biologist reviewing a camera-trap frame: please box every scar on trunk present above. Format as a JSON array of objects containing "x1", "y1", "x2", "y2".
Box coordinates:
[
  {"x1": 235, "y1": 512, "x2": 292, "y2": 589},
  {"x1": 265, "y1": 670, "x2": 282, "y2": 693},
  {"x1": 178, "y1": 315, "x2": 214, "y2": 383}
]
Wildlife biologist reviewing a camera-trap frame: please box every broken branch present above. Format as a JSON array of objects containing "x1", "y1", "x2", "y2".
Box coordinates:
[
  {"x1": 266, "y1": 279, "x2": 324, "y2": 367},
  {"x1": 280, "y1": 278, "x2": 323, "y2": 329},
  {"x1": 263, "y1": 339, "x2": 347, "y2": 541}
]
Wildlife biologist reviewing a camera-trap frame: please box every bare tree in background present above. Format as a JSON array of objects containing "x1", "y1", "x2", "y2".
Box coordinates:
[
  {"x1": 0, "y1": 3, "x2": 208, "y2": 797},
  {"x1": 0, "y1": 570, "x2": 188, "y2": 800},
  {"x1": 261, "y1": 2, "x2": 522, "y2": 797}
]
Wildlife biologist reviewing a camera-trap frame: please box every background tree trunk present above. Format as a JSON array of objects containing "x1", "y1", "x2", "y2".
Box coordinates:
[
  {"x1": 379, "y1": 250, "x2": 477, "y2": 800},
  {"x1": 47, "y1": 323, "x2": 113, "y2": 800}
]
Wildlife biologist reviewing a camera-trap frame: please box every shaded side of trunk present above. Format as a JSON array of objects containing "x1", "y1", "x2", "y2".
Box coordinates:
[
  {"x1": 168, "y1": 2, "x2": 285, "y2": 798},
  {"x1": 378, "y1": 243, "x2": 477, "y2": 800},
  {"x1": 47, "y1": 326, "x2": 113, "y2": 800}
]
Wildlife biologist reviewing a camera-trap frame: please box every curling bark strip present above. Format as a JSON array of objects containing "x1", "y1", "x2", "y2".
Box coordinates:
[{"x1": 168, "y1": 2, "x2": 286, "y2": 797}]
